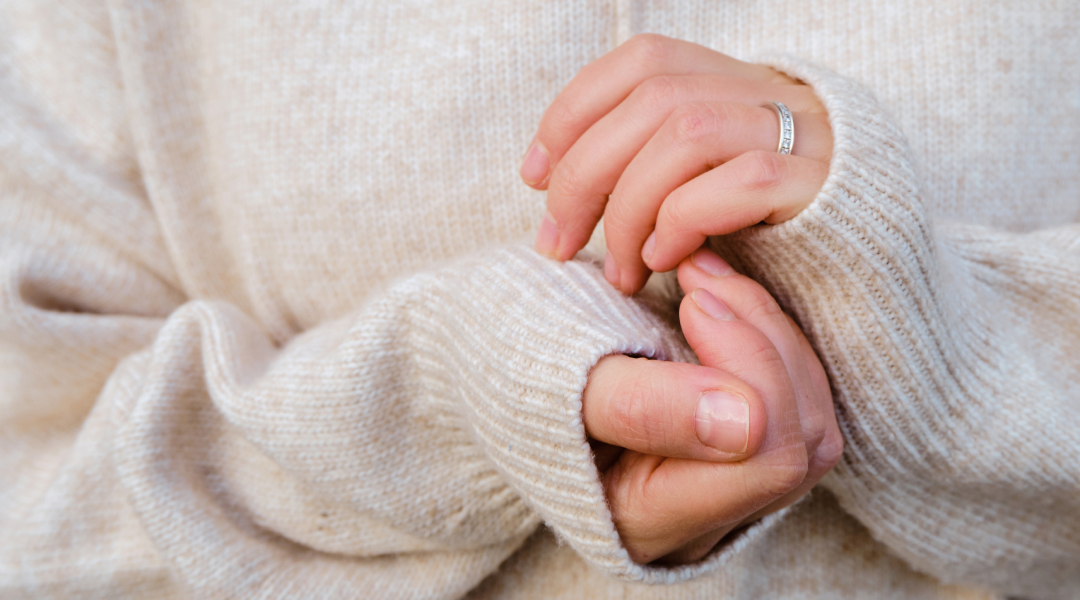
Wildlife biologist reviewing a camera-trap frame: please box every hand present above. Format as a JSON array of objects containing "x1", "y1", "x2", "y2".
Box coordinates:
[
  {"x1": 581, "y1": 248, "x2": 842, "y2": 564},
  {"x1": 522, "y1": 34, "x2": 833, "y2": 294}
]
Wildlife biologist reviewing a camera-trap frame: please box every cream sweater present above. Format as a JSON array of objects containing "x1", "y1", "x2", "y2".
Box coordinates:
[{"x1": 1, "y1": 0, "x2": 1077, "y2": 598}]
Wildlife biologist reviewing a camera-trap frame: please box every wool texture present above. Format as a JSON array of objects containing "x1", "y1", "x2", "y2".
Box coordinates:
[{"x1": 0, "y1": 0, "x2": 1077, "y2": 598}]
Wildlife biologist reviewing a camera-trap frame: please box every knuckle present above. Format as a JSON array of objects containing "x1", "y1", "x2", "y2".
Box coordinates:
[
  {"x1": 604, "y1": 458, "x2": 670, "y2": 536},
  {"x1": 739, "y1": 286, "x2": 785, "y2": 323},
  {"x1": 671, "y1": 110, "x2": 706, "y2": 147},
  {"x1": 566, "y1": 199, "x2": 606, "y2": 238},
  {"x1": 711, "y1": 341, "x2": 785, "y2": 385},
  {"x1": 624, "y1": 33, "x2": 676, "y2": 67},
  {"x1": 548, "y1": 97, "x2": 585, "y2": 133},
  {"x1": 760, "y1": 448, "x2": 809, "y2": 496},
  {"x1": 737, "y1": 150, "x2": 786, "y2": 192},
  {"x1": 632, "y1": 471, "x2": 683, "y2": 529},
  {"x1": 634, "y1": 75, "x2": 680, "y2": 114},
  {"x1": 669, "y1": 102, "x2": 722, "y2": 147},
  {"x1": 604, "y1": 466, "x2": 647, "y2": 540},
  {"x1": 801, "y1": 413, "x2": 828, "y2": 458},
  {"x1": 815, "y1": 426, "x2": 845, "y2": 471},
  {"x1": 604, "y1": 461, "x2": 633, "y2": 510},
  {"x1": 549, "y1": 160, "x2": 590, "y2": 200},
  {"x1": 602, "y1": 197, "x2": 639, "y2": 239},
  {"x1": 610, "y1": 361, "x2": 660, "y2": 446},
  {"x1": 657, "y1": 191, "x2": 689, "y2": 233},
  {"x1": 743, "y1": 341, "x2": 786, "y2": 373}
]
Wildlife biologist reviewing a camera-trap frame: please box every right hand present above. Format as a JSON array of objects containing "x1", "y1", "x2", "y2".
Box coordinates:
[{"x1": 582, "y1": 248, "x2": 843, "y2": 564}]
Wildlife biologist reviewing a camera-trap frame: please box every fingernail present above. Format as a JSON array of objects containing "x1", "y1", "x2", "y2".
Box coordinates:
[
  {"x1": 642, "y1": 232, "x2": 656, "y2": 262},
  {"x1": 691, "y1": 248, "x2": 735, "y2": 277},
  {"x1": 696, "y1": 391, "x2": 750, "y2": 454},
  {"x1": 690, "y1": 288, "x2": 736, "y2": 321},
  {"x1": 536, "y1": 212, "x2": 560, "y2": 258},
  {"x1": 604, "y1": 252, "x2": 620, "y2": 288},
  {"x1": 520, "y1": 141, "x2": 550, "y2": 185}
]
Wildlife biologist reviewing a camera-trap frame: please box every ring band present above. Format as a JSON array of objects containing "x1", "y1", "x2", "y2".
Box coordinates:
[{"x1": 764, "y1": 101, "x2": 794, "y2": 155}]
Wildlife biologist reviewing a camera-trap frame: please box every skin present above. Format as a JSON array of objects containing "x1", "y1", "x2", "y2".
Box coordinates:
[{"x1": 520, "y1": 34, "x2": 842, "y2": 564}]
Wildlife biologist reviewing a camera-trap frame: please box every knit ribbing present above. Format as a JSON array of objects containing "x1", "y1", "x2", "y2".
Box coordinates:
[
  {"x1": 713, "y1": 56, "x2": 1080, "y2": 596},
  {"x1": 3, "y1": 0, "x2": 1079, "y2": 597},
  {"x1": 103, "y1": 246, "x2": 793, "y2": 592}
]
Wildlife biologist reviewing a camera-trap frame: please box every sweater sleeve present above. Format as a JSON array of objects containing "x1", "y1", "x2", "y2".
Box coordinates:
[
  {"x1": 710, "y1": 56, "x2": 1080, "y2": 597},
  {"x1": 0, "y1": 200, "x2": 797, "y2": 596}
]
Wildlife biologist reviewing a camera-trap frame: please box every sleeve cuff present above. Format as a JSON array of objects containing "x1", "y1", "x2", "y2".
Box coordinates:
[
  {"x1": 436, "y1": 246, "x2": 793, "y2": 582},
  {"x1": 712, "y1": 55, "x2": 933, "y2": 338}
]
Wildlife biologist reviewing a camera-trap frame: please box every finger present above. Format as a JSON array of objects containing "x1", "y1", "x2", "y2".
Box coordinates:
[
  {"x1": 614, "y1": 266, "x2": 838, "y2": 564},
  {"x1": 678, "y1": 249, "x2": 828, "y2": 460},
  {"x1": 741, "y1": 317, "x2": 844, "y2": 524},
  {"x1": 606, "y1": 442, "x2": 809, "y2": 563},
  {"x1": 642, "y1": 151, "x2": 829, "y2": 273},
  {"x1": 788, "y1": 314, "x2": 835, "y2": 429},
  {"x1": 678, "y1": 287, "x2": 808, "y2": 460},
  {"x1": 537, "y1": 75, "x2": 819, "y2": 261},
  {"x1": 520, "y1": 34, "x2": 787, "y2": 189},
  {"x1": 789, "y1": 315, "x2": 843, "y2": 484},
  {"x1": 602, "y1": 290, "x2": 809, "y2": 563},
  {"x1": 583, "y1": 355, "x2": 767, "y2": 461},
  {"x1": 680, "y1": 254, "x2": 840, "y2": 526},
  {"x1": 737, "y1": 424, "x2": 842, "y2": 524},
  {"x1": 605, "y1": 103, "x2": 832, "y2": 292},
  {"x1": 661, "y1": 313, "x2": 838, "y2": 568}
]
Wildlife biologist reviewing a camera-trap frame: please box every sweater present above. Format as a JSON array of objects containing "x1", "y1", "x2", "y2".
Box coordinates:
[{"x1": 0, "y1": 0, "x2": 1077, "y2": 598}]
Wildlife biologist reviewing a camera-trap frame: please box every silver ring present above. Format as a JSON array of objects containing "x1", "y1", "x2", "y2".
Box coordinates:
[{"x1": 764, "y1": 101, "x2": 794, "y2": 155}]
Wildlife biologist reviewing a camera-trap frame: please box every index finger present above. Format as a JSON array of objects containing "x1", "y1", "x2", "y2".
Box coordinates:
[{"x1": 520, "y1": 34, "x2": 786, "y2": 189}]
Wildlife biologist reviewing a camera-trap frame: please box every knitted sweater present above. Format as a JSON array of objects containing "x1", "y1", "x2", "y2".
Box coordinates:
[{"x1": 0, "y1": 0, "x2": 1077, "y2": 598}]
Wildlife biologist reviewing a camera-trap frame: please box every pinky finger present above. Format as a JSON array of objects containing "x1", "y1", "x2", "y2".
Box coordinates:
[{"x1": 642, "y1": 151, "x2": 829, "y2": 273}]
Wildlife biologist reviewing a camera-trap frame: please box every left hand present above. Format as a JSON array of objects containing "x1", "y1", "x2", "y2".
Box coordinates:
[
  {"x1": 585, "y1": 248, "x2": 842, "y2": 564},
  {"x1": 521, "y1": 34, "x2": 833, "y2": 294}
]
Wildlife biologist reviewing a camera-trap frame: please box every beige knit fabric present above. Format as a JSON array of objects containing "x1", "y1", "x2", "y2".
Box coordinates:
[{"x1": 0, "y1": 0, "x2": 1077, "y2": 598}]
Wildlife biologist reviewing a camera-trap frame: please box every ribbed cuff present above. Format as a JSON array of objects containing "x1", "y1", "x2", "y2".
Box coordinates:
[
  {"x1": 714, "y1": 55, "x2": 932, "y2": 338},
  {"x1": 438, "y1": 246, "x2": 793, "y2": 583},
  {"x1": 713, "y1": 59, "x2": 1080, "y2": 595}
]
